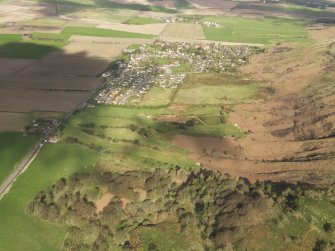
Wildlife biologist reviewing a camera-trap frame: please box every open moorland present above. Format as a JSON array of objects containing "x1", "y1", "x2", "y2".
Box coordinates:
[{"x1": 0, "y1": 0, "x2": 334, "y2": 250}]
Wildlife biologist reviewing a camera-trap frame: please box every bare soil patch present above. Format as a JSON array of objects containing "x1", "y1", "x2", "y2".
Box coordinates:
[
  {"x1": 95, "y1": 192, "x2": 114, "y2": 213},
  {"x1": 0, "y1": 89, "x2": 89, "y2": 113},
  {"x1": 172, "y1": 135, "x2": 244, "y2": 159}
]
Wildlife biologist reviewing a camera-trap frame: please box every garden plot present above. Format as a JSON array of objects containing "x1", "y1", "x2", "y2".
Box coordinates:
[{"x1": 160, "y1": 23, "x2": 205, "y2": 39}]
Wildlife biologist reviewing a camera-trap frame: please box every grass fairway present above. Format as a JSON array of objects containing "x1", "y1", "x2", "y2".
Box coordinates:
[
  {"x1": 123, "y1": 16, "x2": 161, "y2": 25},
  {"x1": 0, "y1": 144, "x2": 98, "y2": 251},
  {"x1": 202, "y1": 16, "x2": 309, "y2": 44},
  {"x1": 0, "y1": 133, "x2": 39, "y2": 185},
  {"x1": 62, "y1": 26, "x2": 154, "y2": 38},
  {"x1": 0, "y1": 33, "x2": 70, "y2": 59}
]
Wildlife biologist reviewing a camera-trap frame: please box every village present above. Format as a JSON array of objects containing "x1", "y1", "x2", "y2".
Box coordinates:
[{"x1": 95, "y1": 40, "x2": 262, "y2": 105}]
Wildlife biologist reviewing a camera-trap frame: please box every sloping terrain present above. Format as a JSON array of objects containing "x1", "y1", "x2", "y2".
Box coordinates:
[
  {"x1": 225, "y1": 29, "x2": 335, "y2": 183},
  {"x1": 28, "y1": 168, "x2": 335, "y2": 251}
]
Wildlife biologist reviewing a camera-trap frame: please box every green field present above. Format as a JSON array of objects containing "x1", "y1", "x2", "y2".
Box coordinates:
[
  {"x1": 0, "y1": 33, "x2": 70, "y2": 59},
  {"x1": 60, "y1": 105, "x2": 198, "y2": 170},
  {"x1": 173, "y1": 82, "x2": 260, "y2": 105},
  {"x1": 202, "y1": 16, "x2": 310, "y2": 44},
  {"x1": 123, "y1": 16, "x2": 161, "y2": 25},
  {"x1": 174, "y1": 0, "x2": 194, "y2": 9},
  {"x1": 133, "y1": 85, "x2": 176, "y2": 106},
  {"x1": 0, "y1": 144, "x2": 98, "y2": 251},
  {"x1": 62, "y1": 26, "x2": 154, "y2": 38},
  {"x1": 0, "y1": 133, "x2": 39, "y2": 185}
]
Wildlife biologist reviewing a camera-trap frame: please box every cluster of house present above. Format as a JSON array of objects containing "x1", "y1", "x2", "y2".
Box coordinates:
[
  {"x1": 24, "y1": 119, "x2": 59, "y2": 136},
  {"x1": 159, "y1": 16, "x2": 186, "y2": 23},
  {"x1": 96, "y1": 62, "x2": 155, "y2": 105},
  {"x1": 96, "y1": 41, "x2": 258, "y2": 105},
  {"x1": 202, "y1": 21, "x2": 222, "y2": 28},
  {"x1": 158, "y1": 16, "x2": 222, "y2": 27}
]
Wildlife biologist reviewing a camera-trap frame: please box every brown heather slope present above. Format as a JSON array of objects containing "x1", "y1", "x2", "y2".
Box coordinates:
[
  {"x1": 176, "y1": 28, "x2": 335, "y2": 185},
  {"x1": 228, "y1": 32, "x2": 335, "y2": 184}
]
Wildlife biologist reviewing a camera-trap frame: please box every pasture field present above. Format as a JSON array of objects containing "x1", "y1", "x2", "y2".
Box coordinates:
[
  {"x1": 160, "y1": 23, "x2": 205, "y2": 39},
  {"x1": 62, "y1": 26, "x2": 154, "y2": 38},
  {"x1": 123, "y1": 16, "x2": 161, "y2": 25},
  {"x1": 173, "y1": 82, "x2": 260, "y2": 105},
  {"x1": 132, "y1": 85, "x2": 176, "y2": 106},
  {"x1": 61, "y1": 105, "x2": 197, "y2": 169},
  {"x1": 202, "y1": 16, "x2": 310, "y2": 44},
  {"x1": 0, "y1": 33, "x2": 70, "y2": 59},
  {"x1": 0, "y1": 132, "x2": 39, "y2": 185},
  {"x1": 0, "y1": 144, "x2": 98, "y2": 251}
]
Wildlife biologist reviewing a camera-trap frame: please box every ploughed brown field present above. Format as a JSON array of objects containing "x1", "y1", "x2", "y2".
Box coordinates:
[{"x1": 0, "y1": 36, "x2": 153, "y2": 130}]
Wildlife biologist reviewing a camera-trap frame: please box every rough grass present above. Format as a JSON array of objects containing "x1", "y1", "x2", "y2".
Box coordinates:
[
  {"x1": 265, "y1": 196, "x2": 335, "y2": 250},
  {"x1": 202, "y1": 16, "x2": 310, "y2": 44},
  {"x1": 0, "y1": 133, "x2": 39, "y2": 185},
  {"x1": 0, "y1": 144, "x2": 98, "y2": 251},
  {"x1": 123, "y1": 16, "x2": 161, "y2": 25},
  {"x1": 173, "y1": 83, "x2": 260, "y2": 105},
  {"x1": 133, "y1": 85, "x2": 176, "y2": 106},
  {"x1": 62, "y1": 26, "x2": 154, "y2": 38}
]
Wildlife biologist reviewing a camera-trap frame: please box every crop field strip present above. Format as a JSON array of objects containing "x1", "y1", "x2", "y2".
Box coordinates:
[{"x1": 160, "y1": 23, "x2": 206, "y2": 40}]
